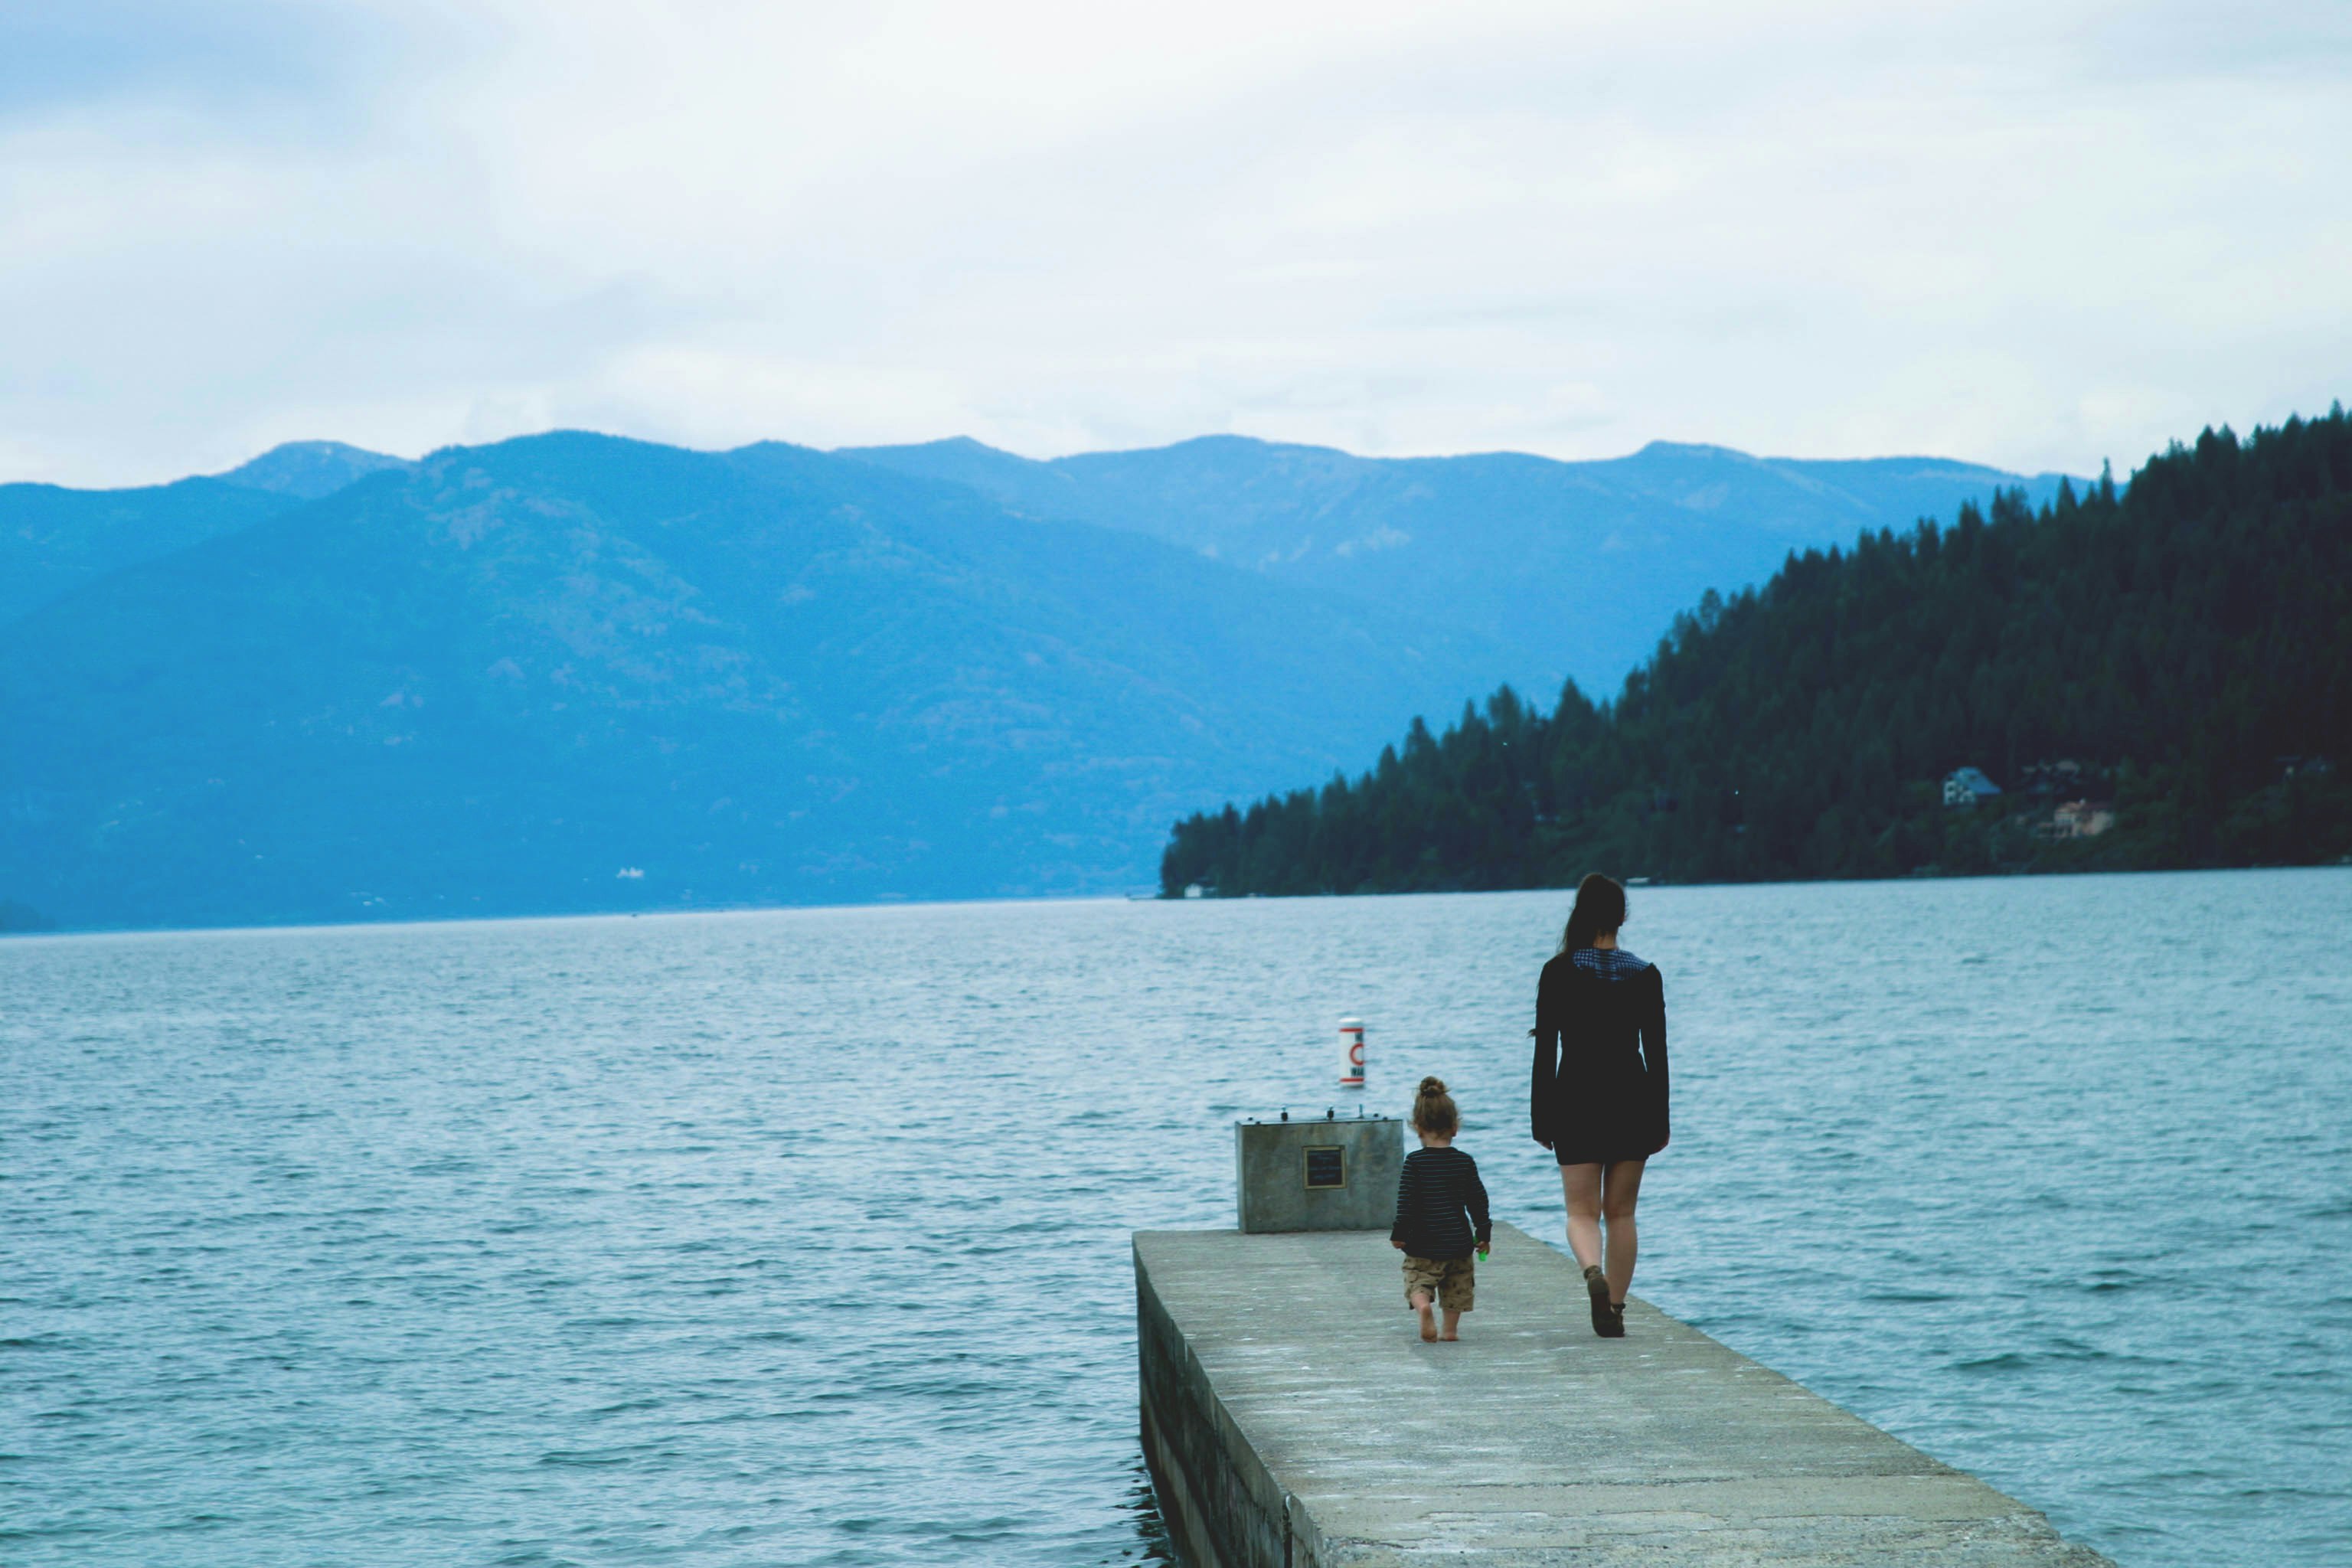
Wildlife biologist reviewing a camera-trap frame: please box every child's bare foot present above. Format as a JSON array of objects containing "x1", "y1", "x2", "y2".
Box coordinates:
[
  {"x1": 1437, "y1": 1330, "x2": 1459, "y2": 1341},
  {"x1": 1417, "y1": 1305, "x2": 1438, "y2": 1341}
]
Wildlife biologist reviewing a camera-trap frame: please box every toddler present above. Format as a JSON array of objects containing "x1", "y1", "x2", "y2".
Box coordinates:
[{"x1": 1389, "y1": 1075, "x2": 1492, "y2": 1341}]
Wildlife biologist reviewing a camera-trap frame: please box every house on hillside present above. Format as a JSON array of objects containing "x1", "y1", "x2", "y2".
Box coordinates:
[
  {"x1": 2054, "y1": 799, "x2": 2115, "y2": 838},
  {"x1": 1942, "y1": 766, "x2": 2003, "y2": 808},
  {"x1": 2036, "y1": 799, "x2": 2116, "y2": 841}
]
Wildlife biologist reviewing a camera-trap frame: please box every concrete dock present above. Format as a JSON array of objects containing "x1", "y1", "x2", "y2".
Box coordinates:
[{"x1": 1136, "y1": 1222, "x2": 2115, "y2": 1567}]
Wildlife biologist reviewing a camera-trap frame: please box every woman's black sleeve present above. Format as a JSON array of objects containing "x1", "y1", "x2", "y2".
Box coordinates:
[
  {"x1": 1644, "y1": 966, "x2": 1670, "y2": 1148},
  {"x1": 1530, "y1": 967, "x2": 1557, "y2": 1144}
]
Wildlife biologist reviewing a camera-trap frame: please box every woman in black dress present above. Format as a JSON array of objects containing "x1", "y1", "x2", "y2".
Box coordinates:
[{"x1": 1530, "y1": 874, "x2": 1668, "y2": 1338}]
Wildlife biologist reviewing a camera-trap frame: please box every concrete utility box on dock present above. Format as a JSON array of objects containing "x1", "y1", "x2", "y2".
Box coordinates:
[{"x1": 1234, "y1": 1116, "x2": 1402, "y2": 1233}]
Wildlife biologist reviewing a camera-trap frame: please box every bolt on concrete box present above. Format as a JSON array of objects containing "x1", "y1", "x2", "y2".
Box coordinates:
[{"x1": 1234, "y1": 1116, "x2": 1403, "y2": 1233}]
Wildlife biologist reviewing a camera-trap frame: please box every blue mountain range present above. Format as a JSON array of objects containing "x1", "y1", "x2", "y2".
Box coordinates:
[
  {"x1": 0, "y1": 430, "x2": 2068, "y2": 928},
  {"x1": 841, "y1": 435, "x2": 2072, "y2": 697}
]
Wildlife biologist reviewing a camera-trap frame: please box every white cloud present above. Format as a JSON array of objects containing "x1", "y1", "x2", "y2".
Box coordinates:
[{"x1": 1, "y1": 0, "x2": 2347, "y2": 485}]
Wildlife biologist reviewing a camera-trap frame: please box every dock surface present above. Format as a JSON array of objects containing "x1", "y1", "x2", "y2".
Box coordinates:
[{"x1": 1136, "y1": 1223, "x2": 2113, "y2": 1567}]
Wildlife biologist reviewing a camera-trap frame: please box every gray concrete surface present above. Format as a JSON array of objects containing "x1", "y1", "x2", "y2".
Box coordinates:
[
  {"x1": 1235, "y1": 1116, "x2": 1404, "y2": 1233},
  {"x1": 1136, "y1": 1222, "x2": 2115, "y2": 1567}
]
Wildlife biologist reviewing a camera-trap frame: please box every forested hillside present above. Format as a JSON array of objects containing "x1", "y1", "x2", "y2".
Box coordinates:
[
  {"x1": 844, "y1": 434, "x2": 2069, "y2": 700},
  {"x1": 0, "y1": 442, "x2": 409, "y2": 625},
  {"x1": 1161, "y1": 410, "x2": 2352, "y2": 895},
  {"x1": 0, "y1": 476, "x2": 297, "y2": 625},
  {"x1": 2, "y1": 426, "x2": 2067, "y2": 931},
  {"x1": 0, "y1": 433, "x2": 1511, "y2": 928}
]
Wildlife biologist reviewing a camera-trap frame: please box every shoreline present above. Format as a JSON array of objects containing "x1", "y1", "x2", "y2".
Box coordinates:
[{"x1": 7, "y1": 859, "x2": 2348, "y2": 940}]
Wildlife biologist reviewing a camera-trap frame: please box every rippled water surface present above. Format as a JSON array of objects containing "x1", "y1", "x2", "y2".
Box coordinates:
[{"x1": 6, "y1": 871, "x2": 2349, "y2": 1566}]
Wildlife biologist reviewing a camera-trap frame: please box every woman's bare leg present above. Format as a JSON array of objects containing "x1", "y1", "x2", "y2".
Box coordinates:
[
  {"x1": 1601, "y1": 1158, "x2": 1647, "y2": 1306},
  {"x1": 1558, "y1": 1162, "x2": 1604, "y2": 1269}
]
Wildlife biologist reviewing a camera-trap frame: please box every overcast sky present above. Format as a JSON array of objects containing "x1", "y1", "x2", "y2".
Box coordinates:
[{"x1": 3, "y1": 0, "x2": 2347, "y2": 487}]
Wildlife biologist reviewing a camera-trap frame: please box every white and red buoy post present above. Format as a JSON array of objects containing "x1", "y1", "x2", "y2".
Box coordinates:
[{"x1": 1338, "y1": 1017, "x2": 1366, "y2": 1089}]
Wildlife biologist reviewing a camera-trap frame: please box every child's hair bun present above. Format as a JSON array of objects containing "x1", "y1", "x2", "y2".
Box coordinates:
[{"x1": 1410, "y1": 1074, "x2": 1461, "y2": 1135}]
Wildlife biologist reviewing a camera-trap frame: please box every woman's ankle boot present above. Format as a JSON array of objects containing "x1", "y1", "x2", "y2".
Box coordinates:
[{"x1": 1583, "y1": 1265, "x2": 1615, "y2": 1337}]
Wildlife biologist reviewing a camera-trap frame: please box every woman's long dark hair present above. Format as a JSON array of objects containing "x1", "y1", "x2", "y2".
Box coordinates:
[{"x1": 1558, "y1": 872, "x2": 1628, "y2": 953}]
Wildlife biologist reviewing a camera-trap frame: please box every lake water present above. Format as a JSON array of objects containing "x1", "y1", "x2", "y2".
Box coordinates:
[{"x1": 5, "y1": 871, "x2": 2348, "y2": 1566}]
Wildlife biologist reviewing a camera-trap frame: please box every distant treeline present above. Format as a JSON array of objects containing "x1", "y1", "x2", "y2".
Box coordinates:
[{"x1": 1161, "y1": 408, "x2": 2352, "y2": 895}]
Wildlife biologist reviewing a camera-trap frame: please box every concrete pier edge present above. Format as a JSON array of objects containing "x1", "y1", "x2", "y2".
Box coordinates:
[{"x1": 1136, "y1": 1222, "x2": 2116, "y2": 1567}]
